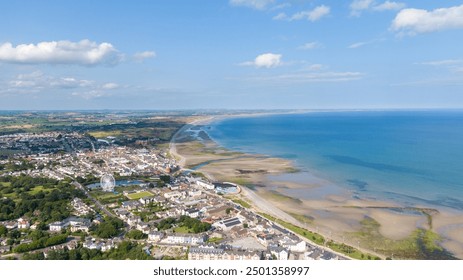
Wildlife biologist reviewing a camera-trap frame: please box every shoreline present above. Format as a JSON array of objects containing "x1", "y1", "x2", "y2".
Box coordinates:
[{"x1": 170, "y1": 113, "x2": 463, "y2": 259}]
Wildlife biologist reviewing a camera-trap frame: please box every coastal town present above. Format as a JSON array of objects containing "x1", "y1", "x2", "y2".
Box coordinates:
[{"x1": 0, "y1": 127, "x2": 346, "y2": 260}]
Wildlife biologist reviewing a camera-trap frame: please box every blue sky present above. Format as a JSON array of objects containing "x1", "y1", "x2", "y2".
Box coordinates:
[{"x1": 1, "y1": 0, "x2": 463, "y2": 110}]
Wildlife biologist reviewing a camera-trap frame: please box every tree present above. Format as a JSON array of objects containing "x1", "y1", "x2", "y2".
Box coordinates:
[
  {"x1": 126, "y1": 230, "x2": 147, "y2": 240},
  {"x1": 7, "y1": 230, "x2": 21, "y2": 239},
  {"x1": 94, "y1": 217, "x2": 124, "y2": 238},
  {"x1": 22, "y1": 252, "x2": 45, "y2": 260},
  {"x1": 160, "y1": 175, "x2": 171, "y2": 184},
  {"x1": 0, "y1": 225, "x2": 7, "y2": 236}
]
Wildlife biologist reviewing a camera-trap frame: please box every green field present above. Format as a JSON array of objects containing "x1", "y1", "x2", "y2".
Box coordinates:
[
  {"x1": 231, "y1": 199, "x2": 251, "y2": 208},
  {"x1": 126, "y1": 191, "x2": 153, "y2": 200},
  {"x1": 173, "y1": 226, "x2": 192, "y2": 233},
  {"x1": 28, "y1": 185, "x2": 45, "y2": 195}
]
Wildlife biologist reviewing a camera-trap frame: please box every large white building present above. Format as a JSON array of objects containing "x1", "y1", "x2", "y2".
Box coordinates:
[
  {"x1": 163, "y1": 233, "x2": 206, "y2": 245},
  {"x1": 49, "y1": 217, "x2": 91, "y2": 232},
  {"x1": 196, "y1": 180, "x2": 214, "y2": 190}
]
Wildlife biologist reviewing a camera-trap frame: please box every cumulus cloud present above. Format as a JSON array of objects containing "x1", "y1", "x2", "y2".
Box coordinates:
[
  {"x1": 8, "y1": 71, "x2": 93, "y2": 90},
  {"x1": 241, "y1": 53, "x2": 282, "y2": 68},
  {"x1": 350, "y1": 0, "x2": 374, "y2": 16},
  {"x1": 292, "y1": 5, "x2": 330, "y2": 22},
  {"x1": 2, "y1": 71, "x2": 120, "y2": 98},
  {"x1": 391, "y1": 4, "x2": 463, "y2": 34},
  {"x1": 350, "y1": 0, "x2": 405, "y2": 16},
  {"x1": 274, "y1": 5, "x2": 330, "y2": 22},
  {"x1": 273, "y1": 12, "x2": 288, "y2": 20},
  {"x1": 298, "y1": 42, "x2": 323, "y2": 50},
  {"x1": 0, "y1": 40, "x2": 123, "y2": 66},
  {"x1": 101, "y1": 83, "x2": 120, "y2": 90},
  {"x1": 133, "y1": 51, "x2": 156, "y2": 62},
  {"x1": 373, "y1": 1, "x2": 406, "y2": 11},
  {"x1": 229, "y1": 0, "x2": 275, "y2": 10}
]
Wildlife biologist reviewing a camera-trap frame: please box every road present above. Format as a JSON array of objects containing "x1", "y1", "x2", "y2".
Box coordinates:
[
  {"x1": 1, "y1": 237, "x2": 78, "y2": 260},
  {"x1": 72, "y1": 181, "x2": 116, "y2": 218}
]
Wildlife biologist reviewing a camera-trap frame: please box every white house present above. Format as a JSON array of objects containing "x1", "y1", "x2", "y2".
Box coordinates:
[
  {"x1": 270, "y1": 247, "x2": 289, "y2": 260},
  {"x1": 188, "y1": 190, "x2": 202, "y2": 198},
  {"x1": 282, "y1": 239, "x2": 306, "y2": 253},
  {"x1": 163, "y1": 233, "x2": 206, "y2": 245},
  {"x1": 148, "y1": 231, "x2": 164, "y2": 242},
  {"x1": 196, "y1": 180, "x2": 214, "y2": 190},
  {"x1": 17, "y1": 218, "x2": 30, "y2": 229},
  {"x1": 127, "y1": 216, "x2": 141, "y2": 227},
  {"x1": 49, "y1": 217, "x2": 91, "y2": 232},
  {"x1": 164, "y1": 191, "x2": 182, "y2": 200},
  {"x1": 49, "y1": 221, "x2": 66, "y2": 232},
  {"x1": 182, "y1": 208, "x2": 200, "y2": 218}
]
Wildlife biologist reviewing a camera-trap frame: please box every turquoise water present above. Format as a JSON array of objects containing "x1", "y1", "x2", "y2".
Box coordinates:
[{"x1": 207, "y1": 111, "x2": 463, "y2": 210}]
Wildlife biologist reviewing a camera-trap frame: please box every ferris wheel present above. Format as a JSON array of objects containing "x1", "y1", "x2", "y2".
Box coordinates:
[{"x1": 100, "y1": 173, "x2": 115, "y2": 192}]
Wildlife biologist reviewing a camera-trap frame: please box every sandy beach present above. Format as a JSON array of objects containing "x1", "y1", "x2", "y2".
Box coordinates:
[{"x1": 170, "y1": 115, "x2": 463, "y2": 259}]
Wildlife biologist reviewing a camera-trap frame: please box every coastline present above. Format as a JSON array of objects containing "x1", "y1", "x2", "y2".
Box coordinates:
[{"x1": 170, "y1": 113, "x2": 463, "y2": 259}]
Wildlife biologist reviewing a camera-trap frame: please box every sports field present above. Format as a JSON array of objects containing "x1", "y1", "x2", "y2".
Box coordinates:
[{"x1": 126, "y1": 191, "x2": 153, "y2": 200}]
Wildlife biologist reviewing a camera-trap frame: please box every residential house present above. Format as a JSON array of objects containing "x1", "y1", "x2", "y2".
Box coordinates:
[
  {"x1": 182, "y1": 208, "x2": 200, "y2": 218},
  {"x1": 162, "y1": 233, "x2": 206, "y2": 245},
  {"x1": 17, "y1": 218, "x2": 30, "y2": 229},
  {"x1": 4, "y1": 221, "x2": 17, "y2": 230},
  {"x1": 127, "y1": 216, "x2": 141, "y2": 227},
  {"x1": 269, "y1": 246, "x2": 289, "y2": 260},
  {"x1": 279, "y1": 236, "x2": 306, "y2": 253},
  {"x1": 121, "y1": 200, "x2": 141, "y2": 211},
  {"x1": 148, "y1": 231, "x2": 164, "y2": 242},
  {"x1": 213, "y1": 217, "x2": 242, "y2": 231},
  {"x1": 139, "y1": 196, "x2": 156, "y2": 205}
]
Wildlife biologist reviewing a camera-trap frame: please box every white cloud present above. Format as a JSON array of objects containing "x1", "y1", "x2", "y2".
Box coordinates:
[
  {"x1": 419, "y1": 59, "x2": 463, "y2": 66},
  {"x1": 350, "y1": 0, "x2": 374, "y2": 16},
  {"x1": 391, "y1": 4, "x2": 463, "y2": 34},
  {"x1": 274, "y1": 6, "x2": 330, "y2": 22},
  {"x1": 250, "y1": 71, "x2": 364, "y2": 83},
  {"x1": 348, "y1": 42, "x2": 368, "y2": 49},
  {"x1": 241, "y1": 53, "x2": 282, "y2": 68},
  {"x1": 290, "y1": 5, "x2": 330, "y2": 22},
  {"x1": 133, "y1": 51, "x2": 156, "y2": 62},
  {"x1": 351, "y1": 1, "x2": 406, "y2": 16},
  {"x1": 101, "y1": 83, "x2": 120, "y2": 90},
  {"x1": 8, "y1": 71, "x2": 93, "y2": 90},
  {"x1": 298, "y1": 41, "x2": 323, "y2": 50},
  {"x1": 229, "y1": 0, "x2": 275, "y2": 10},
  {"x1": 270, "y1": 3, "x2": 291, "y2": 11},
  {"x1": 71, "y1": 90, "x2": 111, "y2": 100},
  {"x1": 373, "y1": 1, "x2": 406, "y2": 11},
  {"x1": 348, "y1": 38, "x2": 385, "y2": 49},
  {"x1": 273, "y1": 12, "x2": 288, "y2": 20},
  {"x1": 2, "y1": 71, "x2": 120, "y2": 98},
  {"x1": 0, "y1": 40, "x2": 122, "y2": 66}
]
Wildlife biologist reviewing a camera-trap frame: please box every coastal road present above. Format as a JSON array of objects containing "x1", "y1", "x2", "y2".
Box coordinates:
[{"x1": 239, "y1": 186, "x2": 304, "y2": 228}]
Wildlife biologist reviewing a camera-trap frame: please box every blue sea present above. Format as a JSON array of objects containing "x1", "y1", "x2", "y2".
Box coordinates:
[{"x1": 207, "y1": 111, "x2": 463, "y2": 211}]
